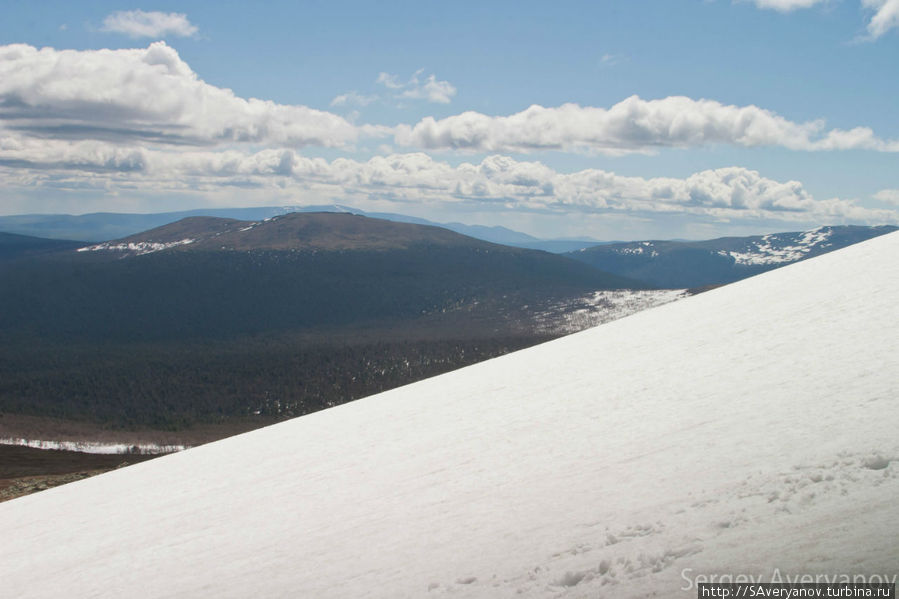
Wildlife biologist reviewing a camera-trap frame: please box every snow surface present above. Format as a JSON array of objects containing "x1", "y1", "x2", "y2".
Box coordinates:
[{"x1": 2, "y1": 232, "x2": 898, "y2": 598}]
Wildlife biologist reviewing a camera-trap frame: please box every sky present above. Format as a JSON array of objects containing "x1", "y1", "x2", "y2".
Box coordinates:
[{"x1": 1, "y1": 0, "x2": 897, "y2": 240}]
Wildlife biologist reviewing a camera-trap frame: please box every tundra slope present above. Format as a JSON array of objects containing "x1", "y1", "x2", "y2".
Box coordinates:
[{"x1": 0, "y1": 232, "x2": 897, "y2": 598}]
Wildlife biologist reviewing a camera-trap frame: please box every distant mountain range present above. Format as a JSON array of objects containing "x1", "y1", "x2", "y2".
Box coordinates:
[
  {"x1": 75, "y1": 212, "x2": 509, "y2": 256},
  {"x1": 2, "y1": 212, "x2": 639, "y2": 342},
  {"x1": 3, "y1": 205, "x2": 893, "y2": 289},
  {"x1": 566, "y1": 225, "x2": 899, "y2": 289},
  {"x1": 0, "y1": 205, "x2": 601, "y2": 252}
]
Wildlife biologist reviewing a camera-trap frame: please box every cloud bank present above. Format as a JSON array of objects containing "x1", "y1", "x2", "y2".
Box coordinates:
[
  {"x1": 394, "y1": 96, "x2": 899, "y2": 155},
  {"x1": 2, "y1": 44, "x2": 896, "y2": 157},
  {"x1": 1, "y1": 131, "x2": 892, "y2": 225}
]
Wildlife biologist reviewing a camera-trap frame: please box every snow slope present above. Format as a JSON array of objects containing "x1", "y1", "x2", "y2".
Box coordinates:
[{"x1": 2, "y1": 232, "x2": 898, "y2": 598}]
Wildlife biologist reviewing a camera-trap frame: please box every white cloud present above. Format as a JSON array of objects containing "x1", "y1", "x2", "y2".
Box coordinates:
[
  {"x1": 862, "y1": 0, "x2": 899, "y2": 38},
  {"x1": 394, "y1": 95, "x2": 899, "y2": 154},
  {"x1": 377, "y1": 70, "x2": 457, "y2": 104},
  {"x1": 599, "y1": 53, "x2": 624, "y2": 67},
  {"x1": 746, "y1": 0, "x2": 827, "y2": 12},
  {"x1": 873, "y1": 189, "x2": 899, "y2": 205},
  {"x1": 101, "y1": 10, "x2": 198, "y2": 39},
  {"x1": 745, "y1": 0, "x2": 899, "y2": 40},
  {"x1": 3, "y1": 43, "x2": 892, "y2": 162},
  {"x1": 0, "y1": 43, "x2": 357, "y2": 148},
  {"x1": 0, "y1": 42, "x2": 894, "y2": 232},
  {"x1": 375, "y1": 72, "x2": 403, "y2": 90},
  {"x1": 330, "y1": 91, "x2": 377, "y2": 107},
  {"x1": 401, "y1": 74, "x2": 457, "y2": 104}
]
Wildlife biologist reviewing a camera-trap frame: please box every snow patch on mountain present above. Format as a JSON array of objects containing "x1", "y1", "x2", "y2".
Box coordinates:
[
  {"x1": 722, "y1": 227, "x2": 834, "y2": 266},
  {"x1": 238, "y1": 216, "x2": 278, "y2": 232},
  {"x1": 76, "y1": 238, "x2": 195, "y2": 255},
  {"x1": 615, "y1": 241, "x2": 659, "y2": 258}
]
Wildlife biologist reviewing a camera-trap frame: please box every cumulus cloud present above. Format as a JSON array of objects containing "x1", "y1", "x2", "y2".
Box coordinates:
[
  {"x1": 862, "y1": 0, "x2": 899, "y2": 38},
  {"x1": 394, "y1": 95, "x2": 899, "y2": 154},
  {"x1": 0, "y1": 132, "x2": 148, "y2": 173},
  {"x1": 101, "y1": 10, "x2": 198, "y2": 38},
  {"x1": 747, "y1": 0, "x2": 827, "y2": 12},
  {"x1": 0, "y1": 43, "x2": 357, "y2": 148},
  {"x1": 376, "y1": 69, "x2": 457, "y2": 104},
  {"x1": 3, "y1": 43, "x2": 892, "y2": 159}
]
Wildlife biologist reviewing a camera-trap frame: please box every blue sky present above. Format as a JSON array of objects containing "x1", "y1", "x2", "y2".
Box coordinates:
[{"x1": 1, "y1": 0, "x2": 897, "y2": 239}]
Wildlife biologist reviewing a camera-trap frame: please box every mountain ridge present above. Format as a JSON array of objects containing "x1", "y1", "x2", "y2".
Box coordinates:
[
  {"x1": 75, "y1": 212, "x2": 506, "y2": 256},
  {"x1": 567, "y1": 224, "x2": 898, "y2": 288},
  {"x1": 0, "y1": 205, "x2": 594, "y2": 249}
]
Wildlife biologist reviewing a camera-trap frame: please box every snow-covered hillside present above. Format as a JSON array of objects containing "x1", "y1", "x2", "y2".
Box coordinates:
[
  {"x1": 2, "y1": 232, "x2": 897, "y2": 598},
  {"x1": 718, "y1": 226, "x2": 835, "y2": 266}
]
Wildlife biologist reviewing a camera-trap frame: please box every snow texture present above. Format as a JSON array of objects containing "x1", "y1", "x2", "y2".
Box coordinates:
[{"x1": 1, "y1": 232, "x2": 898, "y2": 598}]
